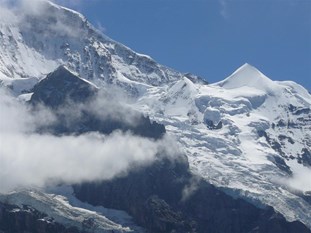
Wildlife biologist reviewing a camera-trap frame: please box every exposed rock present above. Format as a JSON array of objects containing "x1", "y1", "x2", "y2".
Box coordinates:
[
  {"x1": 278, "y1": 135, "x2": 295, "y2": 145},
  {"x1": 0, "y1": 203, "x2": 82, "y2": 233},
  {"x1": 267, "y1": 155, "x2": 292, "y2": 175},
  {"x1": 203, "y1": 107, "x2": 223, "y2": 130},
  {"x1": 73, "y1": 155, "x2": 309, "y2": 233},
  {"x1": 205, "y1": 119, "x2": 223, "y2": 130},
  {"x1": 30, "y1": 66, "x2": 166, "y2": 139},
  {"x1": 30, "y1": 66, "x2": 98, "y2": 108},
  {"x1": 184, "y1": 73, "x2": 209, "y2": 85},
  {"x1": 289, "y1": 104, "x2": 311, "y2": 115},
  {"x1": 298, "y1": 148, "x2": 311, "y2": 167}
]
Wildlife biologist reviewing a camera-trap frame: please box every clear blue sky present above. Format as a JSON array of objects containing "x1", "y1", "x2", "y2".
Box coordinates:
[{"x1": 56, "y1": 0, "x2": 311, "y2": 91}]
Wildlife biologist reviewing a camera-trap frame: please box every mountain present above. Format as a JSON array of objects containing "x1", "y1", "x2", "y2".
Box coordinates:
[
  {"x1": 0, "y1": 1, "x2": 310, "y2": 232},
  {"x1": 0, "y1": 0, "x2": 182, "y2": 95},
  {"x1": 29, "y1": 65, "x2": 166, "y2": 138}
]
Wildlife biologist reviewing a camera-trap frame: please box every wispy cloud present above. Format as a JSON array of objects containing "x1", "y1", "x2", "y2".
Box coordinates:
[
  {"x1": 219, "y1": 0, "x2": 236, "y2": 19},
  {"x1": 0, "y1": 0, "x2": 19, "y2": 23},
  {"x1": 0, "y1": 0, "x2": 87, "y2": 38},
  {"x1": 284, "y1": 166, "x2": 311, "y2": 193},
  {"x1": 219, "y1": 0, "x2": 229, "y2": 19},
  {"x1": 96, "y1": 21, "x2": 106, "y2": 34},
  {"x1": 0, "y1": 88, "x2": 179, "y2": 193},
  {"x1": 52, "y1": 0, "x2": 100, "y2": 10},
  {"x1": 0, "y1": 0, "x2": 179, "y2": 194}
]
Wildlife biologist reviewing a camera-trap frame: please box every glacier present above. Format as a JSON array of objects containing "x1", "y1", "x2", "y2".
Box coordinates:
[{"x1": 0, "y1": 0, "x2": 310, "y2": 231}]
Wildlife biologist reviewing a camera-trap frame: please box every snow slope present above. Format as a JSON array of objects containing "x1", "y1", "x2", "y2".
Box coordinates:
[
  {"x1": 0, "y1": 0, "x2": 310, "y2": 230},
  {"x1": 0, "y1": 188, "x2": 143, "y2": 232},
  {"x1": 133, "y1": 63, "x2": 311, "y2": 228},
  {"x1": 0, "y1": 0, "x2": 182, "y2": 96}
]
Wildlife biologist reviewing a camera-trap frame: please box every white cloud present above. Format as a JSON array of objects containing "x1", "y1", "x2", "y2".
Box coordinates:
[
  {"x1": 0, "y1": 0, "x2": 19, "y2": 24},
  {"x1": 0, "y1": 131, "x2": 160, "y2": 192},
  {"x1": 19, "y1": 0, "x2": 48, "y2": 15},
  {"x1": 0, "y1": 0, "x2": 179, "y2": 194},
  {"x1": 219, "y1": 0, "x2": 234, "y2": 19},
  {"x1": 0, "y1": 88, "x2": 179, "y2": 193},
  {"x1": 285, "y1": 166, "x2": 311, "y2": 192},
  {"x1": 96, "y1": 21, "x2": 106, "y2": 34},
  {"x1": 181, "y1": 176, "x2": 200, "y2": 201},
  {"x1": 0, "y1": 0, "x2": 86, "y2": 38},
  {"x1": 0, "y1": 0, "x2": 50, "y2": 17}
]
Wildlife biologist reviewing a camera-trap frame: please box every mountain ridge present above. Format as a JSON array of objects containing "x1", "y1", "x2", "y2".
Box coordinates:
[{"x1": 0, "y1": 0, "x2": 310, "y2": 231}]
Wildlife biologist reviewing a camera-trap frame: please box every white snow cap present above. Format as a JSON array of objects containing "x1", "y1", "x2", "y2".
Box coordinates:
[{"x1": 216, "y1": 63, "x2": 274, "y2": 91}]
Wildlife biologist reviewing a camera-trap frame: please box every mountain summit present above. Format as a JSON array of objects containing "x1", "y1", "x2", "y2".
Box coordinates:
[
  {"x1": 0, "y1": 0, "x2": 182, "y2": 95},
  {"x1": 216, "y1": 63, "x2": 275, "y2": 91},
  {"x1": 0, "y1": 1, "x2": 310, "y2": 232}
]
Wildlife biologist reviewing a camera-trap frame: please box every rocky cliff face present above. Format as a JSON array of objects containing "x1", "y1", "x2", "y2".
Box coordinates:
[
  {"x1": 0, "y1": 203, "x2": 82, "y2": 233},
  {"x1": 1, "y1": 65, "x2": 310, "y2": 232},
  {"x1": 73, "y1": 155, "x2": 310, "y2": 233},
  {"x1": 30, "y1": 65, "x2": 98, "y2": 108},
  {"x1": 12, "y1": 65, "x2": 310, "y2": 233},
  {"x1": 0, "y1": 1, "x2": 311, "y2": 232},
  {"x1": 29, "y1": 65, "x2": 165, "y2": 139}
]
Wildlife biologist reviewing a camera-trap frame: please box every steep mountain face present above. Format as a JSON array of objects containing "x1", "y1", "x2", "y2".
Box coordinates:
[
  {"x1": 0, "y1": 1, "x2": 311, "y2": 232},
  {"x1": 0, "y1": 190, "x2": 141, "y2": 233},
  {"x1": 0, "y1": 1, "x2": 182, "y2": 95},
  {"x1": 0, "y1": 202, "x2": 83, "y2": 233},
  {"x1": 132, "y1": 63, "x2": 311, "y2": 227},
  {"x1": 3, "y1": 65, "x2": 309, "y2": 233},
  {"x1": 73, "y1": 156, "x2": 310, "y2": 233},
  {"x1": 29, "y1": 65, "x2": 165, "y2": 139},
  {"x1": 30, "y1": 65, "x2": 98, "y2": 108}
]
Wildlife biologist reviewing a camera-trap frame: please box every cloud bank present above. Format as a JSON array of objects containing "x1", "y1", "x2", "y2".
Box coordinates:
[{"x1": 0, "y1": 89, "x2": 177, "y2": 193}]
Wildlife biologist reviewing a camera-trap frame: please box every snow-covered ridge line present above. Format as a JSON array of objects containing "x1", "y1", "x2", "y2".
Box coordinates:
[
  {"x1": 46, "y1": 0, "x2": 86, "y2": 21},
  {"x1": 0, "y1": 0, "x2": 310, "y2": 230},
  {"x1": 133, "y1": 63, "x2": 311, "y2": 227},
  {"x1": 0, "y1": 189, "x2": 138, "y2": 232},
  {"x1": 214, "y1": 63, "x2": 311, "y2": 99},
  {"x1": 0, "y1": 0, "x2": 185, "y2": 93}
]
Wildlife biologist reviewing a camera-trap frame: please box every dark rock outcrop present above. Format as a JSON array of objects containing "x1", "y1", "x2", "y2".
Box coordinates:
[
  {"x1": 289, "y1": 104, "x2": 310, "y2": 115},
  {"x1": 73, "y1": 155, "x2": 310, "y2": 233},
  {"x1": 267, "y1": 155, "x2": 292, "y2": 175},
  {"x1": 298, "y1": 148, "x2": 311, "y2": 167},
  {"x1": 184, "y1": 73, "x2": 209, "y2": 85},
  {"x1": 0, "y1": 203, "x2": 82, "y2": 233},
  {"x1": 29, "y1": 66, "x2": 166, "y2": 139},
  {"x1": 30, "y1": 66, "x2": 98, "y2": 108},
  {"x1": 26, "y1": 66, "x2": 311, "y2": 233},
  {"x1": 205, "y1": 119, "x2": 223, "y2": 130}
]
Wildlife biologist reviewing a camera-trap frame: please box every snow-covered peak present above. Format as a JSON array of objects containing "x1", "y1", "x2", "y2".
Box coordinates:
[
  {"x1": 1, "y1": 1, "x2": 311, "y2": 230},
  {"x1": 0, "y1": 0, "x2": 184, "y2": 95},
  {"x1": 45, "y1": 0, "x2": 86, "y2": 21},
  {"x1": 215, "y1": 63, "x2": 274, "y2": 91}
]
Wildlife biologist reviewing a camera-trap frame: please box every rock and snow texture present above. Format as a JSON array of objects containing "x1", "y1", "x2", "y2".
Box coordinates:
[
  {"x1": 0, "y1": 0, "x2": 310, "y2": 230},
  {"x1": 0, "y1": 0, "x2": 182, "y2": 95},
  {"x1": 134, "y1": 63, "x2": 311, "y2": 228},
  {"x1": 0, "y1": 188, "x2": 143, "y2": 233}
]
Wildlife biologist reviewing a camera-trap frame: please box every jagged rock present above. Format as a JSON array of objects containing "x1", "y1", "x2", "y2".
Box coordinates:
[
  {"x1": 205, "y1": 119, "x2": 223, "y2": 130},
  {"x1": 267, "y1": 155, "x2": 292, "y2": 175},
  {"x1": 298, "y1": 148, "x2": 311, "y2": 167},
  {"x1": 0, "y1": 203, "x2": 82, "y2": 233},
  {"x1": 0, "y1": 1, "x2": 311, "y2": 231},
  {"x1": 73, "y1": 156, "x2": 309, "y2": 233},
  {"x1": 30, "y1": 66, "x2": 98, "y2": 108},
  {"x1": 30, "y1": 66, "x2": 165, "y2": 139}
]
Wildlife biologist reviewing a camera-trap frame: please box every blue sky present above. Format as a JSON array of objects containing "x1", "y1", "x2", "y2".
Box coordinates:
[{"x1": 57, "y1": 0, "x2": 311, "y2": 90}]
